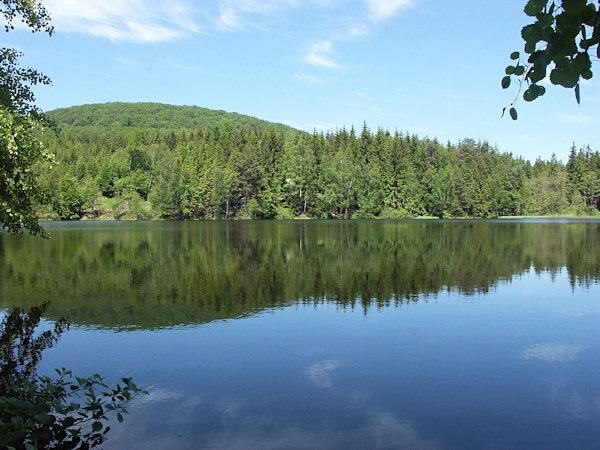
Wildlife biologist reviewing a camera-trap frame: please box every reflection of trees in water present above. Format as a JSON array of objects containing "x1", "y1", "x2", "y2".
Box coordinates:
[{"x1": 1, "y1": 221, "x2": 599, "y2": 329}]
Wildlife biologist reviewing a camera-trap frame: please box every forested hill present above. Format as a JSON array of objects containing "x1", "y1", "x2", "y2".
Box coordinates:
[
  {"x1": 37, "y1": 103, "x2": 600, "y2": 221},
  {"x1": 46, "y1": 102, "x2": 297, "y2": 135}
]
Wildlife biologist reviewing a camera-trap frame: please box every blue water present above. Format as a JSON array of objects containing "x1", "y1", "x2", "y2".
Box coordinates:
[{"x1": 2, "y1": 220, "x2": 599, "y2": 448}]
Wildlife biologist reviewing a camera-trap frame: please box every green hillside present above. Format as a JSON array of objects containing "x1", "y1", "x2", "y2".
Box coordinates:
[
  {"x1": 33, "y1": 102, "x2": 600, "y2": 222},
  {"x1": 46, "y1": 102, "x2": 298, "y2": 135}
]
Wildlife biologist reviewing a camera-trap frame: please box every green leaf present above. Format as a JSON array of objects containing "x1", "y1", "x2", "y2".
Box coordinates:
[
  {"x1": 562, "y1": 0, "x2": 586, "y2": 14},
  {"x1": 550, "y1": 67, "x2": 564, "y2": 85},
  {"x1": 562, "y1": 71, "x2": 579, "y2": 88},
  {"x1": 510, "y1": 51, "x2": 520, "y2": 60},
  {"x1": 537, "y1": 85, "x2": 546, "y2": 96},
  {"x1": 573, "y1": 52, "x2": 591, "y2": 75},
  {"x1": 524, "y1": 0, "x2": 547, "y2": 16},
  {"x1": 117, "y1": 413, "x2": 123, "y2": 423},
  {"x1": 521, "y1": 24, "x2": 543, "y2": 43},
  {"x1": 501, "y1": 76, "x2": 511, "y2": 89},
  {"x1": 36, "y1": 413, "x2": 53, "y2": 425},
  {"x1": 556, "y1": 11, "x2": 583, "y2": 30},
  {"x1": 575, "y1": 83, "x2": 580, "y2": 105},
  {"x1": 527, "y1": 50, "x2": 545, "y2": 64},
  {"x1": 515, "y1": 65, "x2": 525, "y2": 76},
  {"x1": 537, "y1": 13, "x2": 554, "y2": 27},
  {"x1": 579, "y1": 38, "x2": 592, "y2": 50},
  {"x1": 509, "y1": 108, "x2": 518, "y2": 120},
  {"x1": 527, "y1": 64, "x2": 546, "y2": 83},
  {"x1": 581, "y1": 68, "x2": 593, "y2": 80},
  {"x1": 92, "y1": 421, "x2": 102, "y2": 432},
  {"x1": 524, "y1": 40, "x2": 537, "y2": 53},
  {"x1": 505, "y1": 65, "x2": 515, "y2": 75},
  {"x1": 582, "y1": 4, "x2": 597, "y2": 25}
]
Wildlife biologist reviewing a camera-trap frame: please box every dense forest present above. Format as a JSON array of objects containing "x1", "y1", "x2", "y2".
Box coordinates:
[{"x1": 37, "y1": 102, "x2": 600, "y2": 221}]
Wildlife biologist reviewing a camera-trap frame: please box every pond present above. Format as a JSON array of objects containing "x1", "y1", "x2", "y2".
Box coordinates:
[{"x1": 1, "y1": 220, "x2": 599, "y2": 448}]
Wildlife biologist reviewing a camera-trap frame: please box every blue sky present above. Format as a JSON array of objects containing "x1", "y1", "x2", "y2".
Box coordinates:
[{"x1": 5, "y1": 0, "x2": 600, "y2": 162}]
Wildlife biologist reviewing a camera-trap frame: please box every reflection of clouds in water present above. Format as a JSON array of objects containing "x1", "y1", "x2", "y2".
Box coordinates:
[
  {"x1": 130, "y1": 386, "x2": 204, "y2": 411},
  {"x1": 565, "y1": 391, "x2": 586, "y2": 419},
  {"x1": 544, "y1": 377, "x2": 600, "y2": 420},
  {"x1": 349, "y1": 389, "x2": 371, "y2": 406},
  {"x1": 521, "y1": 343, "x2": 583, "y2": 362},
  {"x1": 203, "y1": 427, "x2": 328, "y2": 450},
  {"x1": 203, "y1": 410, "x2": 439, "y2": 450},
  {"x1": 307, "y1": 359, "x2": 340, "y2": 388},
  {"x1": 106, "y1": 387, "x2": 204, "y2": 449},
  {"x1": 130, "y1": 386, "x2": 183, "y2": 406},
  {"x1": 215, "y1": 396, "x2": 244, "y2": 421},
  {"x1": 372, "y1": 411, "x2": 441, "y2": 450},
  {"x1": 107, "y1": 385, "x2": 441, "y2": 449}
]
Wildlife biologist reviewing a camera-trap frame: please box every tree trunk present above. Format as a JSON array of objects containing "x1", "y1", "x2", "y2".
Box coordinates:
[
  {"x1": 303, "y1": 192, "x2": 307, "y2": 215},
  {"x1": 345, "y1": 180, "x2": 353, "y2": 217}
]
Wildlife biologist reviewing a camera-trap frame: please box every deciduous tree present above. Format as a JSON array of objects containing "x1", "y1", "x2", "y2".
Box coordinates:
[
  {"x1": 503, "y1": 0, "x2": 600, "y2": 119},
  {"x1": 1, "y1": 0, "x2": 54, "y2": 234}
]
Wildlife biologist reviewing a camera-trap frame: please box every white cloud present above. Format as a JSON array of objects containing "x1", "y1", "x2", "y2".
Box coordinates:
[
  {"x1": 522, "y1": 343, "x2": 583, "y2": 362},
  {"x1": 365, "y1": 0, "x2": 413, "y2": 21},
  {"x1": 557, "y1": 113, "x2": 599, "y2": 125},
  {"x1": 306, "y1": 41, "x2": 340, "y2": 68},
  {"x1": 44, "y1": 0, "x2": 201, "y2": 43},
  {"x1": 214, "y1": 0, "x2": 298, "y2": 30},
  {"x1": 161, "y1": 59, "x2": 206, "y2": 73},
  {"x1": 349, "y1": 24, "x2": 371, "y2": 37},
  {"x1": 216, "y1": 5, "x2": 242, "y2": 29}
]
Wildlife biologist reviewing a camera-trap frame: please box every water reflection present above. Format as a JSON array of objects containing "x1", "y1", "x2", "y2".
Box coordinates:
[
  {"x1": 1, "y1": 220, "x2": 599, "y2": 329},
  {"x1": 521, "y1": 343, "x2": 583, "y2": 362}
]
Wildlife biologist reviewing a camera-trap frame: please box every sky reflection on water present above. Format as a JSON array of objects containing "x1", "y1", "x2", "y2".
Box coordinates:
[{"x1": 30, "y1": 270, "x2": 599, "y2": 449}]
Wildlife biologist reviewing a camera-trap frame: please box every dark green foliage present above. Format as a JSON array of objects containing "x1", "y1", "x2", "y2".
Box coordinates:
[
  {"x1": 47, "y1": 103, "x2": 297, "y2": 136},
  {"x1": 504, "y1": 0, "x2": 600, "y2": 117},
  {"x1": 1, "y1": 109, "x2": 54, "y2": 234},
  {"x1": 0, "y1": 304, "x2": 147, "y2": 448},
  {"x1": 37, "y1": 103, "x2": 600, "y2": 220},
  {"x1": 1, "y1": 0, "x2": 55, "y2": 235},
  {"x1": 567, "y1": 144, "x2": 600, "y2": 210}
]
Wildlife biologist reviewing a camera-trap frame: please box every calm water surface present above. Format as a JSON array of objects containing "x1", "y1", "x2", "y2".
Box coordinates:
[{"x1": 1, "y1": 220, "x2": 599, "y2": 449}]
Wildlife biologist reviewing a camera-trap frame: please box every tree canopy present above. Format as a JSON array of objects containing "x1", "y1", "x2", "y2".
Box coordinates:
[
  {"x1": 1, "y1": 0, "x2": 54, "y2": 234},
  {"x1": 503, "y1": 0, "x2": 599, "y2": 119},
  {"x1": 33, "y1": 106, "x2": 600, "y2": 221}
]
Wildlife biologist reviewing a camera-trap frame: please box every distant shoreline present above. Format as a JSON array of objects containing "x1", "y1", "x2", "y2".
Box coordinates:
[{"x1": 35, "y1": 214, "x2": 600, "y2": 224}]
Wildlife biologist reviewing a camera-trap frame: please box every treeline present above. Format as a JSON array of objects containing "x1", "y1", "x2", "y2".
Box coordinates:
[{"x1": 37, "y1": 106, "x2": 600, "y2": 220}]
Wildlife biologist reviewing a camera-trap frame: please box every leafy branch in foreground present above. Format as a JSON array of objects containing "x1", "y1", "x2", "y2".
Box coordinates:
[
  {"x1": 503, "y1": 0, "x2": 600, "y2": 119},
  {"x1": 1, "y1": 0, "x2": 56, "y2": 234},
  {"x1": 0, "y1": 304, "x2": 147, "y2": 449}
]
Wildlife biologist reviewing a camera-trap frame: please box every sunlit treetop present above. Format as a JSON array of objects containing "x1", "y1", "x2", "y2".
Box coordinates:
[{"x1": 503, "y1": 0, "x2": 599, "y2": 120}]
